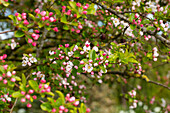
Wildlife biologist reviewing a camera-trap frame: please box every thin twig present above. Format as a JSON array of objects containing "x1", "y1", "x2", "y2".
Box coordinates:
[
  {"x1": 148, "y1": 80, "x2": 170, "y2": 90},
  {"x1": 10, "y1": 98, "x2": 18, "y2": 113},
  {"x1": 0, "y1": 30, "x2": 15, "y2": 34}
]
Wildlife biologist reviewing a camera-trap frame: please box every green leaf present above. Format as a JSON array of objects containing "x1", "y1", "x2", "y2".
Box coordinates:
[
  {"x1": 61, "y1": 15, "x2": 67, "y2": 24},
  {"x1": 63, "y1": 24, "x2": 70, "y2": 30},
  {"x1": 14, "y1": 76, "x2": 21, "y2": 81},
  {"x1": 28, "y1": 80, "x2": 39, "y2": 92},
  {"x1": 14, "y1": 31, "x2": 25, "y2": 37},
  {"x1": 8, "y1": 15, "x2": 16, "y2": 23},
  {"x1": 28, "y1": 13, "x2": 35, "y2": 20},
  {"x1": 89, "y1": 50, "x2": 96, "y2": 61},
  {"x1": 129, "y1": 13, "x2": 135, "y2": 22},
  {"x1": 56, "y1": 90, "x2": 65, "y2": 104},
  {"x1": 69, "y1": 1, "x2": 76, "y2": 9},
  {"x1": 40, "y1": 102, "x2": 52, "y2": 112},
  {"x1": 130, "y1": 24, "x2": 136, "y2": 30},
  {"x1": 80, "y1": 103, "x2": 86, "y2": 113},
  {"x1": 22, "y1": 73, "x2": 26, "y2": 86},
  {"x1": 146, "y1": 26, "x2": 155, "y2": 31},
  {"x1": 38, "y1": 22, "x2": 44, "y2": 28},
  {"x1": 142, "y1": 19, "x2": 150, "y2": 24},
  {"x1": 12, "y1": 91, "x2": 23, "y2": 98}
]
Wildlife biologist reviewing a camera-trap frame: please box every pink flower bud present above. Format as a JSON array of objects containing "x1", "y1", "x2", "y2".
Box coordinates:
[
  {"x1": 3, "y1": 79, "x2": 7, "y2": 84},
  {"x1": 23, "y1": 20, "x2": 29, "y2": 25},
  {"x1": 12, "y1": 71, "x2": 16, "y2": 75},
  {"x1": 28, "y1": 89, "x2": 34, "y2": 94},
  {"x1": 35, "y1": 8, "x2": 40, "y2": 14},
  {"x1": 83, "y1": 11, "x2": 87, "y2": 15},
  {"x1": 27, "y1": 103, "x2": 32, "y2": 108},
  {"x1": 17, "y1": 17, "x2": 22, "y2": 21},
  {"x1": 52, "y1": 108, "x2": 56, "y2": 112},
  {"x1": 11, "y1": 78, "x2": 16, "y2": 82},
  {"x1": 25, "y1": 94, "x2": 30, "y2": 100},
  {"x1": 40, "y1": 11, "x2": 46, "y2": 16},
  {"x1": 0, "y1": 76, "x2": 2, "y2": 81},
  {"x1": 140, "y1": 24, "x2": 143, "y2": 27},
  {"x1": 86, "y1": 108, "x2": 91, "y2": 112},
  {"x1": 73, "y1": 101, "x2": 79, "y2": 106},
  {"x1": 65, "y1": 44, "x2": 69, "y2": 47},
  {"x1": 21, "y1": 91, "x2": 26, "y2": 95},
  {"x1": 135, "y1": 13, "x2": 139, "y2": 18},
  {"x1": 76, "y1": 30, "x2": 80, "y2": 33},
  {"x1": 49, "y1": 12, "x2": 53, "y2": 16},
  {"x1": 78, "y1": 25, "x2": 83, "y2": 29},
  {"x1": 39, "y1": 84, "x2": 43, "y2": 88},
  {"x1": 44, "y1": 84, "x2": 48, "y2": 89},
  {"x1": 64, "y1": 109, "x2": 68, "y2": 112},
  {"x1": 76, "y1": 3, "x2": 81, "y2": 7},
  {"x1": 15, "y1": 13, "x2": 19, "y2": 16},
  {"x1": 32, "y1": 42, "x2": 36, "y2": 47},
  {"x1": 53, "y1": 27, "x2": 58, "y2": 32},
  {"x1": 49, "y1": 17, "x2": 55, "y2": 22},
  {"x1": 35, "y1": 30, "x2": 40, "y2": 33},
  {"x1": 21, "y1": 98, "x2": 26, "y2": 103},
  {"x1": 32, "y1": 95, "x2": 37, "y2": 99},
  {"x1": 40, "y1": 79, "x2": 46, "y2": 83},
  {"x1": 41, "y1": 17, "x2": 45, "y2": 21},
  {"x1": 22, "y1": 15, "x2": 27, "y2": 19},
  {"x1": 83, "y1": 6, "x2": 88, "y2": 10},
  {"x1": 59, "y1": 106, "x2": 65, "y2": 110},
  {"x1": 69, "y1": 96, "x2": 75, "y2": 102},
  {"x1": 28, "y1": 39, "x2": 33, "y2": 43}
]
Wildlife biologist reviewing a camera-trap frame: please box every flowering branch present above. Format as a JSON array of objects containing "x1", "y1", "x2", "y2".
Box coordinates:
[{"x1": 91, "y1": 0, "x2": 170, "y2": 48}]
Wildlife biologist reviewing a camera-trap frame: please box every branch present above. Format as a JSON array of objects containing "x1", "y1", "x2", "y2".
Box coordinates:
[
  {"x1": 148, "y1": 80, "x2": 170, "y2": 90},
  {"x1": 10, "y1": 98, "x2": 18, "y2": 113},
  {"x1": 0, "y1": 30, "x2": 15, "y2": 34},
  {"x1": 102, "y1": 71, "x2": 170, "y2": 90},
  {"x1": 91, "y1": 0, "x2": 170, "y2": 48}
]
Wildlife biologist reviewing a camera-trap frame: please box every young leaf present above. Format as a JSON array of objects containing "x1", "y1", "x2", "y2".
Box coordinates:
[
  {"x1": 28, "y1": 80, "x2": 39, "y2": 92},
  {"x1": 14, "y1": 31, "x2": 25, "y2": 37},
  {"x1": 12, "y1": 91, "x2": 23, "y2": 98}
]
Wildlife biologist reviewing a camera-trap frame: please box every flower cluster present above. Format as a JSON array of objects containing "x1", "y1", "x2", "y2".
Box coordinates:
[
  {"x1": 153, "y1": 47, "x2": 159, "y2": 61},
  {"x1": 9, "y1": 39, "x2": 18, "y2": 50},
  {"x1": 0, "y1": 70, "x2": 16, "y2": 85},
  {"x1": 22, "y1": 54, "x2": 37, "y2": 66},
  {"x1": 0, "y1": 93, "x2": 12, "y2": 102}
]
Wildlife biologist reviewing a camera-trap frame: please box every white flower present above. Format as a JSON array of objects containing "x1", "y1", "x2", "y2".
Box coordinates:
[
  {"x1": 94, "y1": 63, "x2": 98, "y2": 67},
  {"x1": 83, "y1": 41, "x2": 91, "y2": 52},
  {"x1": 11, "y1": 42, "x2": 17, "y2": 50},
  {"x1": 68, "y1": 51, "x2": 73, "y2": 57},
  {"x1": 85, "y1": 63, "x2": 93, "y2": 73},
  {"x1": 83, "y1": 46, "x2": 90, "y2": 52},
  {"x1": 4, "y1": 94, "x2": 11, "y2": 102},
  {"x1": 7, "y1": 71, "x2": 12, "y2": 77},
  {"x1": 113, "y1": 18, "x2": 120, "y2": 27},
  {"x1": 22, "y1": 60, "x2": 28, "y2": 66},
  {"x1": 29, "y1": 57, "x2": 37, "y2": 63},
  {"x1": 49, "y1": 50, "x2": 54, "y2": 55},
  {"x1": 125, "y1": 27, "x2": 133, "y2": 36},
  {"x1": 154, "y1": 107, "x2": 161, "y2": 112},
  {"x1": 138, "y1": 101, "x2": 143, "y2": 106},
  {"x1": 67, "y1": 61, "x2": 73, "y2": 66},
  {"x1": 93, "y1": 46, "x2": 98, "y2": 52},
  {"x1": 161, "y1": 98, "x2": 166, "y2": 107},
  {"x1": 143, "y1": 105, "x2": 148, "y2": 110},
  {"x1": 37, "y1": 74, "x2": 45, "y2": 80},
  {"x1": 66, "y1": 65, "x2": 72, "y2": 72},
  {"x1": 98, "y1": 79, "x2": 102, "y2": 83}
]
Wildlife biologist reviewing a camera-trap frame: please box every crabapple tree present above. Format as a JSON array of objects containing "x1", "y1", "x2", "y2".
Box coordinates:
[{"x1": 0, "y1": 0, "x2": 170, "y2": 113}]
